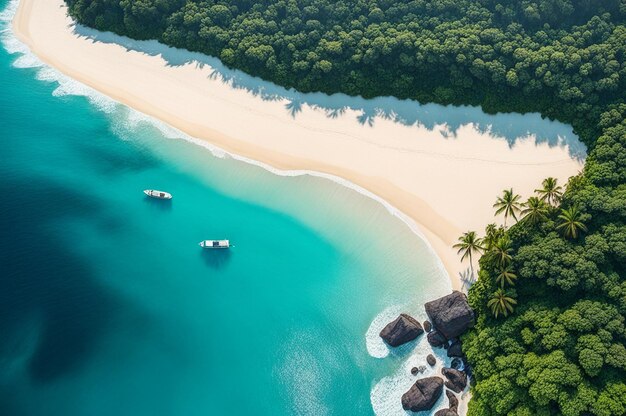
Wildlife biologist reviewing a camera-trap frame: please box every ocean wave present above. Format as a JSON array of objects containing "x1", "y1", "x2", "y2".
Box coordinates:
[{"x1": 0, "y1": 0, "x2": 17, "y2": 23}]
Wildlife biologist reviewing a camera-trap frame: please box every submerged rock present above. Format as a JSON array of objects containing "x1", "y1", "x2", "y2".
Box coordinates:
[
  {"x1": 447, "y1": 390, "x2": 459, "y2": 412},
  {"x1": 411, "y1": 365, "x2": 427, "y2": 375},
  {"x1": 401, "y1": 377, "x2": 444, "y2": 412},
  {"x1": 442, "y1": 367, "x2": 467, "y2": 393},
  {"x1": 427, "y1": 354, "x2": 437, "y2": 366},
  {"x1": 427, "y1": 330, "x2": 447, "y2": 348},
  {"x1": 447, "y1": 339, "x2": 463, "y2": 358},
  {"x1": 451, "y1": 358, "x2": 462, "y2": 370},
  {"x1": 425, "y1": 291, "x2": 475, "y2": 340},
  {"x1": 379, "y1": 314, "x2": 424, "y2": 347}
]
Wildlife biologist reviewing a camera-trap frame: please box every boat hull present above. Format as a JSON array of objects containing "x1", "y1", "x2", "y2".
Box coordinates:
[
  {"x1": 143, "y1": 189, "x2": 172, "y2": 200},
  {"x1": 199, "y1": 240, "x2": 230, "y2": 249}
]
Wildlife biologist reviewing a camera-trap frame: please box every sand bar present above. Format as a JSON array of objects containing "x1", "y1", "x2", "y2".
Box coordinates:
[{"x1": 12, "y1": 0, "x2": 584, "y2": 289}]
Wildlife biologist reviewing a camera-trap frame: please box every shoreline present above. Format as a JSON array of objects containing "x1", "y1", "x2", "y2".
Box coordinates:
[{"x1": 11, "y1": 0, "x2": 584, "y2": 290}]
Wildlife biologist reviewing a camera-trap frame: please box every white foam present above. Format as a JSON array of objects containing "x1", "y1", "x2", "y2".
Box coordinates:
[
  {"x1": 34, "y1": 65, "x2": 59, "y2": 82},
  {"x1": 0, "y1": 0, "x2": 18, "y2": 23},
  {"x1": 370, "y1": 334, "x2": 455, "y2": 416},
  {"x1": 11, "y1": 52, "x2": 41, "y2": 68},
  {"x1": 365, "y1": 305, "x2": 405, "y2": 359}
]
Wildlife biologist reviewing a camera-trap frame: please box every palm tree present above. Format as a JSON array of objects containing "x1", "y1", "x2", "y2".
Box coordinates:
[
  {"x1": 495, "y1": 266, "x2": 517, "y2": 287},
  {"x1": 483, "y1": 223, "x2": 504, "y2": 251},
  {"x1": 487, "y1": 289, "x2": 518, "y2": 318},
  {"x1": 535, "y1": 177, "x2": 563, "y2": 206},
  {"x1": 557, "y1": 205, "x2": 588, "y2": 239},
  {"x1": 453, "y1": 231, "x2": 484, "y2": 276},
  {"x1": 491, "y1": 237, "x2": 513, "y2": 268},
  {"x1": 520, "y1": 197, "x2": 549, "y2": 225},
  {"x1": 493, "y1": 189, "x2": 522, "y2": 227}
]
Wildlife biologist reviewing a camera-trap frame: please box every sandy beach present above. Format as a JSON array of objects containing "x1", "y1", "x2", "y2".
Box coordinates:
[{"x1": 12, "y1": 0, "x2": 584, "y2": 290}]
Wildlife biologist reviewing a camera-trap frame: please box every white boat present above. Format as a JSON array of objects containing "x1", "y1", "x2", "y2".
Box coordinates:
[
  {"x1": 199, "y1": 240, "x2": 230, "y2": 249},
  {"x1": 143, "y1": 189, "x2": 172, "y2": 200}
]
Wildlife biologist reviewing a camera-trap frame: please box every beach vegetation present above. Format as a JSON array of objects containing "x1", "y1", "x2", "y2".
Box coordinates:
[
  {"x1": 493, "y1": 189, "x2": 522, "y2": 227},
  {"x1": 535, "y1": 177, "x2": 563, "y2": 207},
  {"x1": 487, "y1": 288, "x2": 517, "y2": 318},
  {"x1": 453, "y1": 231, "x2": 484, "y2": 277},
  {"x1": 557, "y1": 205, "x2": 589, "y2": 239},
  {"x1": 495, "y1": 265, "x2": 517, "y2": 288},
  {"x1": 520, "y1": 196, "x2": 549, "y2": 225}
]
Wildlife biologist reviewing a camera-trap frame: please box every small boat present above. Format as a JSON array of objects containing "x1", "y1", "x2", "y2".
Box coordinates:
[
  {"x1": 143, "y1": 189, "x2": 172, "y2": 200},
  {"x1": 199, "y1": 240, "x2": 230, "y2": 249}
]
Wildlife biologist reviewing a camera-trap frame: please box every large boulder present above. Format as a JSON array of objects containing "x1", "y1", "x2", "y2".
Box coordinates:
[
  {"x1": 401, "y1": 377, "x2": 444, "y2": 412},
  {"x1": 427, "y1": 354, "x2": 437, "y2": 366},
  {"x1": 379, "y1": 314, "x2": 424, "y2": 347},
  {"x1": 442, "y1": 368, "x2": 467, "y2": 393},
  {"x1": 446, "y1": 390, "x2": 459, "y2": 412},
  {"x1": 447, "y1": 339, "x2": 463, "y2": 358},
  {"x1": 425, "y1": 291, "x2": 475, "y2": 339},
  {"x1": 427, "y1": 330, "x2": 447, "y2": 348}
]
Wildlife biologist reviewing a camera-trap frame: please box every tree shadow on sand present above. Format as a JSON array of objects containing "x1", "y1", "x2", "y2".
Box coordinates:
[{"x1": 71, "y1": 24, "x2": 587, "y2": 161}]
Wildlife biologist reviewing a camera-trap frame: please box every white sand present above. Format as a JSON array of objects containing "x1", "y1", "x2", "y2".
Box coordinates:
[{"x1": 12, "y1": 0, "x2": 584, "y2": 290}]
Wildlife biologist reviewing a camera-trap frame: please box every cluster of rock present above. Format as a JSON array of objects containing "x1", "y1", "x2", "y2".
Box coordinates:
[{"x1": 378, "y1": 291, "x2": 474, "y2": 414}]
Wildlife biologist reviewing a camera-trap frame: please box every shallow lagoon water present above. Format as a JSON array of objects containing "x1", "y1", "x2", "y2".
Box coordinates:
[{"x1": 0, "y1": 1, "x2": 585, "y2": 414}]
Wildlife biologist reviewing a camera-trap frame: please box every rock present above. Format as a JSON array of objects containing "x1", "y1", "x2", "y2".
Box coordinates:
[
  {"x1": 427, "y1": 330, "x2": 447, "y2": 348},
  {"x1": 424, "y1": 320, "x2": 432, "y2": 332},
  {"x1": 427, "y1": 354, "x2": 436, "y2": 366},
  {"x1": 434, "y1": 410, "x2": 457, "y2": 416},
  {"x1": 446, "y1": 390, "x2": 459, "y2": 412},
  {"x1": 379, "y1": 314, "x2": 424, "y2": 347},
  {"x1": 425, "y1": 291, "x2": 475, "y2": 340},
  {"x1": 451, "y1": 358, "x2": 462, "y2": 370},
  {"x1": 442, "y1": 367, "x2": 467, "y2": 393},
  {"x1": 410, "y1": 366, "x2": 427, "y2": 376},
  {"x1": 401, "y1": 377, "x2": 444, "y2": 412},
  {"x1": 447, "y1": 339, "x2": 463, "y2": 358}
]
